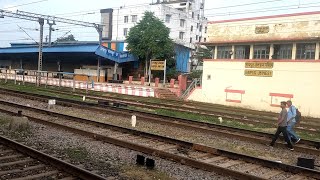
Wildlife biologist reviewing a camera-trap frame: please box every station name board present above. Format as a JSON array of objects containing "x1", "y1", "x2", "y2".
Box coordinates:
[
  {"x1": 151, "y1": 60, "x2": 165, "y2": 71},
  {"x1": 244, "y1": 70, "x2": 273, "y2": 77},
  {"x1": 245, "y1": 62, "x2": 274, "y2": 69}
]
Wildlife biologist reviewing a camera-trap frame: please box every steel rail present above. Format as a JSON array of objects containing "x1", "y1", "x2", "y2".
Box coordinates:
[
  {"x1": 16, "y1": 87, "x2": 320, "y2": 131},
  {"x1": 0, "y1": 102, "x2": 319, "y2": 179},
  {"x1": 0, "y1": 135, "x2": 106, "y2": 180},
  {"x1": 0, "y1": 88, "x2": 319, "y2": 151}
]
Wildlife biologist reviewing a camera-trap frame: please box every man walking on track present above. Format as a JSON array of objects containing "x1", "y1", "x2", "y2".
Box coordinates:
[
  {"x1": 270, "y1": 101, "x2": 294, "y2": 150},
  {"x1": 287, "y1": 100, "x2": 300, "y2": 144}
]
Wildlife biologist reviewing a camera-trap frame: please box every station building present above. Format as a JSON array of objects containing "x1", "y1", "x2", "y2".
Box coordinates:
[{"x1": 188, "y1": 11, "x2": 320, "y2": 117}]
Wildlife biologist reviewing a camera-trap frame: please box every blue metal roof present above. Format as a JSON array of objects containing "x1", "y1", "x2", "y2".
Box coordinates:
[
  {"x1": 0, "y1": 44, "x2": 99, "y2": 54},
  {"x1": 0, "y1": 44, "x2": 137, "y2": 63}
]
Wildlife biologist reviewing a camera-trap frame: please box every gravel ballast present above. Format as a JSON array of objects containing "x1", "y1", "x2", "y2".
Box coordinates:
[
  {"x1": 0, "y1": 112, "x2": 232, "y2": 180},
  {"x1": 0, "y1": 94, "x2": 318, "y2": 166}
]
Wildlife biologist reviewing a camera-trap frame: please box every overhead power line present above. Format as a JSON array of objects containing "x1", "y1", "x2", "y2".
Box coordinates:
[{"x1": 3, "y1": 0, "x2": 49, "y2": 10}]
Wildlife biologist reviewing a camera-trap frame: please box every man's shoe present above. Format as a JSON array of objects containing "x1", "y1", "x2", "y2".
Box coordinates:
[
  {"x1": 289, "y1": 148, "x2": 294, "y2": 151},
  {"x1": 295, "y1": 138, "x2": 301, "y2": 144}
]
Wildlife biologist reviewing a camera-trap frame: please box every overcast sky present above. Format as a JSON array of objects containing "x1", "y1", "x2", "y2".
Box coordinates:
[{"x1": 0, "y1": 0, "x2": 319, "y2": 47}]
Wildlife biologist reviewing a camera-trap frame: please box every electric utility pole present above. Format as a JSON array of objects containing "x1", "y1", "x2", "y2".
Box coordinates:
[{"x1": 0, "y1": 9, "x2": 103, "y2": 85}]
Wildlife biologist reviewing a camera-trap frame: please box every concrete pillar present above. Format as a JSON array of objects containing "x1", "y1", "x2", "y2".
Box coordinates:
[
  {"x1": 155, "y1": 77, "x2": 159, "y2": 87},
  {"x1": 141, "y1": 77, "x2": 145, "y2": 85},
  {"x1": 129, "y1": 76, "x2": 133, "y2": 84},
  {"x1": 315, "y1": 42, "x2": 320, "y2": 60},
  {"x1": 179, "y1": 75, "x2": 187, "y2": 91},
  {"x1": 170, "y1": 79, "x2": 175, "y2": 88},
  {"x1": 231, "y1": 45, "x2": 235, "y2": 59},
  {"x1": 292, "y1": 43, "x2": 297, "y2": 60},
  {"x1": 249, "y1": 45, "x2": 254, "y2": 59},
  {"x1": 214, "y1": 46, "x2": 218, "y2": 59},
  {"x1": 269, "y1": 44, "x2": 274, "y2": 60}
]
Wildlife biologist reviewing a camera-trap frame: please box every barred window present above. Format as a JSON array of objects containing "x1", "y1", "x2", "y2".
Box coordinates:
[
  {"x1": 235, "y1": 45, "x2": 250, "y2": 59},
  {"x1": 273, "y1": 44, "x2": 292, "y2": 59},
  {"x1": 217, "y1": 46, "x2": 232, "y2": 59},
  {"x1": 296, "y1": 43, "x2": 316, "y2": 60},
  {"x1": 254, "y1": 45, "x2": 270, "y2": 59}
]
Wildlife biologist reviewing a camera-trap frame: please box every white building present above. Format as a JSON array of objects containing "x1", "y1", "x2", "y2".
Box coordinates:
[{"x1": 100, "y1": 0, "x2": 207, "y2": 50}]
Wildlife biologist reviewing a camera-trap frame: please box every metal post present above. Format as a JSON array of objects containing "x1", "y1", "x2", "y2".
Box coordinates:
[
  {"x1": 59, "y1": 72, "x2": 62, "y2": 88},
  {"x1": 14, "y1": 70, "x2": 17, "y2": 84},
  {"x1": 96, "y1": 25, "x2": 103, "y2": 82},
  {"x1": 163, "y1": 59, "x2": 167, "y2": 86},
  {"x1": 37, "y1": 18, "x2": 45, "y2": 86},
  {"x1": 73, "y1": 74, "x2": 75, "y2": 92},
  {"x1": 148, "y1": 59, "x2": 152, "y2": 86},
  {"x1": 86, "y1": 76, "x2": 89, "y2": 94},
  {"x1": 45, "y1": 72, "x2": 48, "y2": 88},
  {"x1": 22, "y1": 70, "x2": 25, "y2": 85},
  {"x1": 5, "y1": 69, "x2": 7, "y2": 83}
]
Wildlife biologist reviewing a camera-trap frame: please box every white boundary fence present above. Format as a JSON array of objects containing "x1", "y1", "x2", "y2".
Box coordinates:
[{"x1": 0, "y1": 69, "x2": 154, "y2": 97}]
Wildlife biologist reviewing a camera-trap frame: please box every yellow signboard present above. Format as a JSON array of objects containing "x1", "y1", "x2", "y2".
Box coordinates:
[
  {"x1": 244, "y1": 70, "x2": 273, "y2": 77},
  {"x1": 245, "y1": 62, "x2": 274, "y2": 69},
  {"x1": 151, "y1": 60, "x2": 165, "y2": 71}
]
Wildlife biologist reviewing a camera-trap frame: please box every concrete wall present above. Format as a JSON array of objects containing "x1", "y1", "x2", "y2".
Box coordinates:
[
  {"x1": 207, "y1": 12, "x2": 320, "y2": 43},
  {"x1": 188, "y1": 60, "x2": 320, "y2": 118}
]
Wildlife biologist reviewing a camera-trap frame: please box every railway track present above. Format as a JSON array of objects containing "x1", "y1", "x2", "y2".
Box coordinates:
[
  {"x1": 0, "y1": 88, "x2": 319, "y2": 154},
  {"x1": 0, "y1": 100, "x2": 319, "y2": 179},
  {"x1": 20, "y1": 87, "x2": 320, "y2": 133},
  {"x1": 0, "y1": 135, "x2": 106, "y2": 180}
]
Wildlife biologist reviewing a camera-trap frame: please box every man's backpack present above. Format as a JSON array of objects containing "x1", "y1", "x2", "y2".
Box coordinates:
[{"x1": 295, "y1": 108, "x2": 302, "y2": 122}]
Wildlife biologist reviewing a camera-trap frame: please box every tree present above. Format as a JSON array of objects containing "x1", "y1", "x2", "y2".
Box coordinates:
[
  {"x1": 126, "y1": 11, "x2": 175, "y2": 77},
  {"x1": 56, "y1": 34, "x2": 77, "y2": 42}
]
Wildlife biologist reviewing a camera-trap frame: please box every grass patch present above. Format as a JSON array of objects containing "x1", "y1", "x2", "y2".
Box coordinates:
[
  {"x1": 0, "y1": 81, "x2": 96, "y2": 103},
  {"x1": 120, "y1": 165, "x2": 172, "y2": 180},
  {"x1": 65, "y1": 147, "x2": 89, "y2": 161}
]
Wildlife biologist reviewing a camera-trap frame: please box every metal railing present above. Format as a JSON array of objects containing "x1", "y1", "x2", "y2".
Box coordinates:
[{"x1": 180, "y1": 78, "x2": 201, "y2": 99}]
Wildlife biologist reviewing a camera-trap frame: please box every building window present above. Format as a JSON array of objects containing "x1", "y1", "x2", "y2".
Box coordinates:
[
  {"x1": 199, "y1": 25, "x2": 202, "y2": 32},
  {"x1": 273, "y1": 44, "x2": 292, "y2": 59},
  {"x1": 165, "y1": 14, "x2": 171, "y2": 23},
  {"x1": 180, "y1": 19, "x2": 185, "y2": 27},
  {"x1": 192, "y1": 12, "x2": 194, "y2": 18},
  {"x1": 132, "y1": 15, "x2": 137, "y2": 22},
  {"x1": 124, "y1": 16, "x2": 128, "y2": 23},
  {"x1": 190, "y1": 37, "x2": 192, "y2": 43},
  {"x1": 196, "y1": 35, "x2": 198, "y2": 40},
  {"x1": 235, "y1": 45, "x2": 250, "y2": 59},
  {"x1": 197, "y1": 14, "x2": 200, "y2": 20},
  {"x1": 296, "y1": 43, "x2": 316, "y2": 59},
  {"x1": 179, "y1": 32, "x2": 185, "y2": 40},
  {"x1": 191, "y1": 25, "x2": 193, "y2": 32},
  {"x1": 253, "y1": 45, "x2": 270, "y2": 59},
  {"x1": 199, "y1": 36, "x2": 202, "y2": 42},
  {"x1": 204, "y1": 38, "x2": 207, "y2": 42},
  {"x1": 217, "y1": 46, "x2": 232, "y2": 59},
  {"x1": 197, "y1": 23, "x2": 199, "y2": 28},
  {"x1": 123, "y1": 28, "x2": 128, "y2": 36},
  {"x1": 205, "y1": 26, "x2": 207, "y2": 33}
]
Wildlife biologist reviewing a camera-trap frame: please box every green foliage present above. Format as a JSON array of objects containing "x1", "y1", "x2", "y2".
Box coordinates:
[
  {"x1": 193, "y1": 46, "x2": 213, "y2": 61},
  {"x1": 189, "y1": 70, "x2": 203, "y2": 79},
  {"x1": 65, "y1": 147, "x2": 88, "y2": 161},
  {"x1": 166, "y1": 68, "x2": 179, "y2": 81},
  {"x1": 126, "y1": 11, "x2": 175, "y2": 61},
  {"x1": 56, "y1": 34, "x2": 77, "y2": 42}
]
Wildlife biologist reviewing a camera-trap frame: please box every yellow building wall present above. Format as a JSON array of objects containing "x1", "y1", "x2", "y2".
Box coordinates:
[
  {"x1": 188, "y1": 60, "x2": 320, "y2": 118},
  {"x1": 207, "y1": 12, "x2": 320, "y2": 43}
]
